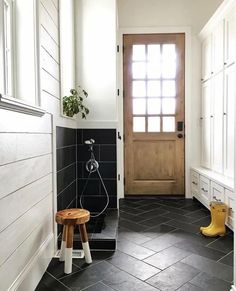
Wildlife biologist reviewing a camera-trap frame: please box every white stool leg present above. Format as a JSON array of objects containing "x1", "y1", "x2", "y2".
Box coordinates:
[
  {"x1": 59, "y1": 226, "x2": 66, "y2": 262},
  {"x1": 64, "y1": 225, "x2": 74, "y2": 274},
  {"x1": 79, "y1": 224, "x2": 92, "y2": 264}
]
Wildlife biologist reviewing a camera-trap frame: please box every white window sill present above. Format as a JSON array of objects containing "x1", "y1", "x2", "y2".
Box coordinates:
[{"x1": 0, "y1": 94, "x2": 45, "y2": 117}]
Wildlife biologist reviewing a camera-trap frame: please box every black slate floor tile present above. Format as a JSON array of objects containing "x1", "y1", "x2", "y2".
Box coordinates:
[
  {"x1": 107, "y1": 250, "x2": 160, "y2": 280},
  {"x1": 72, "y1": 251, "x2": 115, "y2": 269},
  {"x1": 35, "y1": 272, "x2": 71, "y2": 291},
  {"x1": 190, "y1": 272, "x2": 231, "y2": 291},
  {"x1": 119, "y1": 211, "x2": 146, "y2": 223},
  {"x1": 165, "y1": 220, "x2": 200, "y2": 234},
  {"x1": 184, "y1": 209, "x2": 210, "y2": 220},
  {"x1": 192, "y1": 215, "x2": 211, "y2": 227},
  {"x1": 136, "y1": 208, "x2": 169, "y2": 220},
  {"x1": 181, "y1": 254, "x2": 233, "y2": 282},
  {"x1": 136, "y1": 203, "x2": 161, "y2": 211},
  {"x1": 139, "y1": 215, "x2": 172, "y2": 227},
  {"x1": 143, "y1": 224, "x2": 176, "y2": 239},
  {"x1": 103, "y1": 270, "x2": 157, "y2": 291},
  {"x1": 146, "y1": 262, "x2": 200, "y2": 291},
  {"x1": 218, "y1": 251, "x2": 233, "y2": 266},
  {"x1": 60, "y1": 261, "x2": 119, "y2": 290},
  {"x1": 81, "y1": 282, "x2": 114, "y2": 291},
  {"x1": 117, "y1": 239, "x2": 155, "y2": 260},
  {"x1": 144, "y1": 246, "x2": 191, "y2": 270},
  {"x1": 174, "y1": 240, "x2": 227, "y2": 261},
  {"x1": 207, "y1": 235, "x2": 234, "y2": 253},
  {"x1": 177, "y1": 283, "x2": 202, "y2": 290},
  {"x1": 118, "y1": 227, "x2": 151, "y2": 244},
  {"x1": 119, "y1": 218, "x2": 149, "y2": 232}
]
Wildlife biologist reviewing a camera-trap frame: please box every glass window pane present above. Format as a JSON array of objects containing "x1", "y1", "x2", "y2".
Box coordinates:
[
  {"x1": 147, "y1": 61, "x2": 161, "y2": 78},
  {"x1": 148, "y1": 45, "x2": 161, "y2": 61},
  {"x1": 132, "y1": 81, "x2": 146, "y2": 97},
  {"x1": 147, "y1": 98, "x2": 161, "y2": 114},
  {"x1": 132, "y1": 62, "x2": 146, "y2": 79},
  {"x1": 133, "y1": 98, "x2": 146, "y2": 114},
  {"x1": 133, "y1": 117, "x2": 145, "y2": 132},
  {"x1": 162, "y1": 80, "x2": 176, "y2": 97},
  {"x1": 133, "y1": 45, "x2": 146, "y2": 61},
  {"x1": 148, "y1": 117, "x2": 160, "y2": 132},
  {"x1": 162, "y1": 98, "x2": 176, "y2": 114},
  {"x1": 147, "y1": 81, "x2": 161, "y2": 97},
  {"x1": 162, "y1": 61, "x2": 176, "y2": 78},
  {"x1": 163, "y1": 117, "x2": 175, "y2": 132},
  {"x1": 162, "y1": 44, "x2": 176, "y2": 60}
]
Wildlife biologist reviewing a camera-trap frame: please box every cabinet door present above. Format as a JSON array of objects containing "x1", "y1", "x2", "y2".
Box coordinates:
[
  {"x1": 224, "y1": 65, "x2": 235, "y2": 178},
  {"x1": 211, "y1": 181, "x2": 224, "y2": 202},
  {"x1": 199, "y1": 176, "x2": 210, "y2": 205},
  {"x1": 212, "y1": 21, "x2": 224, "y2": 74},
  {"x1": 212, "y1": 73, "x2": 224, "y2": 173},
  {"x1": 224, "y1": 9, "x2": 236, "y2": 66},
  {"x1": 202, "y1": 36, "x2": 212, "y2": 81},
  {"x1": 225, "y1": 189, "x2": 235, "y2": 230},
  {"x1": 191, "y1": 171, "x2": 199, "y2": 196},
  {"x1": 201, "y1": 80, "x2": 212, "y2": 169}
]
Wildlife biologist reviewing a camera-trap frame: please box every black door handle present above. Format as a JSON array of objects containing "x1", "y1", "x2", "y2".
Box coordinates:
[{"x1": 177, "y1": 133, "x2": 183, "y2": 138}]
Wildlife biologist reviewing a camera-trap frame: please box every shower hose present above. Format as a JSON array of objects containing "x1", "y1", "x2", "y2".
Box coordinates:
[{"x1": 79, "y1": 141, "x2": 109, "y2": 218}]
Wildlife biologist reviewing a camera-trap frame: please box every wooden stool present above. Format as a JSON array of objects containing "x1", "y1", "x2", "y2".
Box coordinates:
[{"x1": 55, "y1": 208, "x2": 92, "y2": 274}]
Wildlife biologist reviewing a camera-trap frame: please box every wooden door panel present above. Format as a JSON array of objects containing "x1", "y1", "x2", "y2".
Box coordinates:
[{"x1": 124, "y1": 33, "x2": 185, "y2": 195}]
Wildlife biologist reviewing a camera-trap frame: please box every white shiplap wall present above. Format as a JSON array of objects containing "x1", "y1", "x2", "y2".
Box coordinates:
[{"x1": 0, "y1": 1, "x2": 76, "y2": 290}]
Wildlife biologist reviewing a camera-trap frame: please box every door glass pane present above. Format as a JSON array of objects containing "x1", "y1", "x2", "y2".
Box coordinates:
[
  {"x1": 132, "y1": 62, "x2": 146, "y2": 79},
  {"x1": 147, "y1": 44, "x2": 161, "y2": 61},
  {"x1": 162, "y1": 44, "x2": 176, "y2": 60},
  {"x1": 147, "y1": 80, "x2": 161, "y2": 97},
  {"x1": 133, "y1": 117, "x2": 145, "y2": 132},
  {"x1": 148, "y1": 117, "x2": 160, "y2": 132},
  {"x1": 133, "y1": 81, "x2": 146, "y2": 97},
  {"x1": 147, "y1": 98, "x2": 161, "y2": 114},
  {"x1": 162, "y1": 61, "x2": 176, "y2": 78},
  {"x1": 147, "y1": 61, "x2": 161, "y2": 78},
  {"x1": 163, "y1": 117, "x2": 175, "y2": 132},
  {"x1": 162, "y1": 98, "x2": 176, "y2": 114},
  {"x1": 162, "y1": 80, "x2": 176, "y2": 97},
  {"x1": 133, "y1": 98, "x2": 146, "y2": 114},
  {"x1": 133, "y1": 45, "x2": 146, "y2": 61}
]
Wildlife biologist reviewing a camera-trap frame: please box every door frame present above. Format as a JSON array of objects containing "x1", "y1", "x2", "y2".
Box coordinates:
[{"x1": 117, "y1": 26, "x2": 193, "y2": 199}]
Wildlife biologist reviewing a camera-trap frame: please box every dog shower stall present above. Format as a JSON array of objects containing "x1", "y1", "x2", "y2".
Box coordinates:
[{"x1": 56, "y1": 127, "x2": 118, "y2": 250}]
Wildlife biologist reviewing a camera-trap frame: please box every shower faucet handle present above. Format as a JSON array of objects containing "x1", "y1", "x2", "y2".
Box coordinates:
[{"x1": 85, "y1": 139, "x2": 95, "y2": 145}]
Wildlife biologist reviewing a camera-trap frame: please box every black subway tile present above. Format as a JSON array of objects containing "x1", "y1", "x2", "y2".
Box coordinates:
[
  {"x1": 57, "y1": 181, "x2": 76, "y2": 211},
  {"x1": 56, "y1": 146, "x2": 76, "y2": 172},
  {"x1": 57, "y1": 163, "x2": 76, "y2": 194},
  {"x1": 77, "y1": 144, "x2": 100, "y2": 161},
  {"x1": 100, "y1": 145, "x2": 116, "y2": 161},
  {"x1": 82, "y1": 129, "x2": 116, "y2": 144},
  {"x1": 56, "y1": 127, "x2": 76, "y2": 148}
]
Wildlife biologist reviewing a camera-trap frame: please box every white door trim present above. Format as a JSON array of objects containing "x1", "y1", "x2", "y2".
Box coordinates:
[{"x1": 117, "y1": 26, "x2": 192, "y2": 198}]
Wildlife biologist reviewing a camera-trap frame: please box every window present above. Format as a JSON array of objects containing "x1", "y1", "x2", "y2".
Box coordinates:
[{"x1": 0, "y1": 0, "x2": 44, "y2": 116}]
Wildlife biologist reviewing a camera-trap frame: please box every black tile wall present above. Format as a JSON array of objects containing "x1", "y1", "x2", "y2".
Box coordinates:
[
  {"x1": 77, "y1": 129, "x2": 117, "y2": 211},
  {"x1": 56, "y1": 127, "x2": 77, "y2": 212}
]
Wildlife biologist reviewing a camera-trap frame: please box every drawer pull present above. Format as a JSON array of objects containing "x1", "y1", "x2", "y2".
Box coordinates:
[
  {"x1": 213, "y1": 195, "x2": 221, "y2": 202},
  {"x1": 201, "y1": 187, "x2": 208, "y2": 193},
  {"x1": 192, "y1": 181, "x2": 198, "y2": 185}
]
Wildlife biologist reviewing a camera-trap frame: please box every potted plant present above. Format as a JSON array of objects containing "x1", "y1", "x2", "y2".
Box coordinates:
[{"x1": 63, "y1": 86, "x2": 89, "y2": 118}]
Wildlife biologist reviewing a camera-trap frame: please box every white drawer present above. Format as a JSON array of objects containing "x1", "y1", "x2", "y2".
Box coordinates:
[
  {"x1": 199, "y1": 175, "x2": 210, "y2": 203},
  {"x1": 211, "y1": 181, "x2": 224, "y2": 202},
  {"x1": 191, "y1": 171, "x2": 199, "y2": 194},
  {"x1": 225, "y1": 189, "x2": 235, "y2": 230}
]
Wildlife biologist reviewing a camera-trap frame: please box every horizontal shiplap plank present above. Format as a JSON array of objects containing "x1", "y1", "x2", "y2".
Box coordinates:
[
  {"x1": 0, "y1": 154, "x2": 52, "y2": 200},
  {"x1": 41, "y1": 47, "x2": 60, "y2": 81},
  {"x1": 0, "y1": 133, "x2": 51, "y2": 166},
  {"x1": 41, "y1": 91, "x2": 61, "y2": 116},
  {"x1": 40, "y1": 3, "x2": 59, "y2": 45},
  {"x1": 0, "y1": 174, "x2": 52, "y2": 232},
  {"x1": 41, "y1": 25, "x2": 59, "y2": 62},
  {"x1": 0, "y1": 193, "x2": 52, "y2": 266},
  {"x1": 0, "y1": 110, "x2": 52, "y2": 133},
  {"x1": 41, "y1": 0, "x2": 59, "y2": 28},
  {"x1": 0, "y1": 215, "x2": 53, "y2": 291},
  {"x1": 41, "y1": 69, "x2": 60, "y2": 98}
]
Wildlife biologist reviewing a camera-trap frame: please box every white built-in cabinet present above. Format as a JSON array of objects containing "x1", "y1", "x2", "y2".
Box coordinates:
[{"x1": 192, "y1": 0, "x2": 236, "y2": 231}]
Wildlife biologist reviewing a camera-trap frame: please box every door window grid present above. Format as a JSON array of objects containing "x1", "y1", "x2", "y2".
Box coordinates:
[{"x1": 132, "y1": 44, "x2": 176, "y2": 132}]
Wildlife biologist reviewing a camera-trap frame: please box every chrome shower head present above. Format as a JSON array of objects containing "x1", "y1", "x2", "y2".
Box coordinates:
[{"x1": 84, "y1": 139, "x2": 95, "y2": 145}]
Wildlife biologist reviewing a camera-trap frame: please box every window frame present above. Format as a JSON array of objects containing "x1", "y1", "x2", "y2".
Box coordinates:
[{"x1": 0, "y1": 0, "x2": 45, "y2": 116}]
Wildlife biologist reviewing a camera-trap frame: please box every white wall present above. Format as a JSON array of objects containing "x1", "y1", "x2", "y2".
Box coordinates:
[
  {"x1": 75, "y1": 0, "x2": 117, "y2": 126},
  {"x1": 117, "y1": 0, "x2": 223, "y2": 198},
  {"x1": 0, "y1": 0, "x2": 77, "y2": 290}
]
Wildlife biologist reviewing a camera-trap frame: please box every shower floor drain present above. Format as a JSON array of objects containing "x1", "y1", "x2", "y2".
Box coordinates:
[{"x1": 54, "y1": 249, "x2": 85, "y2": 259}]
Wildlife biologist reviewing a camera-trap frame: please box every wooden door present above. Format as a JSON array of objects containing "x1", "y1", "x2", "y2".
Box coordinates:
[{"x1": 124, "y1": 33, "x2": 185, "y2": 195}]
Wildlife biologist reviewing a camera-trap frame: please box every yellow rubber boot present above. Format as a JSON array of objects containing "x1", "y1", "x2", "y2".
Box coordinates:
[
  {"x1": 200, "y1": 203, "x2": 214, "y2": 232},
  {"x1": 202, "y1": 202, "x2": 227, "y2": 237}
]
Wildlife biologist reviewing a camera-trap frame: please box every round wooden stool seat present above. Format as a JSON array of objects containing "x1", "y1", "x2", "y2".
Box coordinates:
[
  {"x1": 56, "y1": 208, "x2": 90, "y2": 225},
  {"x1": 55, "y1": 208, "x2": 92, "y2": 274}
]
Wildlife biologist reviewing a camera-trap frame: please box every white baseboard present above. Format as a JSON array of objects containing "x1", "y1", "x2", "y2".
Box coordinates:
[
  {"x1": 9, "y1": 234, "x2": 54, "y2": 291},
  {"x1": 230, "y1": 285, "x2": 236, "y2": 291}
]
